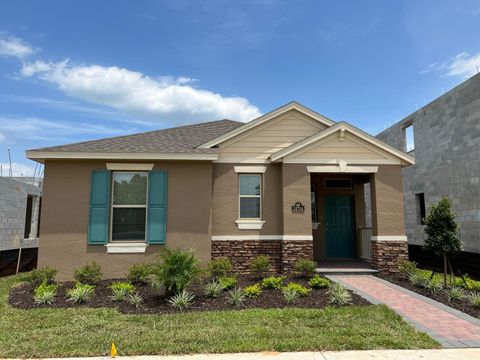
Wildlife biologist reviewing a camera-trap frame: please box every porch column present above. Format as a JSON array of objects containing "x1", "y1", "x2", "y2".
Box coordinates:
[
  {"x1": 370, "y1": 165, "x2": 408, "y2": 273},
  {"x1": 281, "y1": 164, "x2": 314, "y2": 272}
]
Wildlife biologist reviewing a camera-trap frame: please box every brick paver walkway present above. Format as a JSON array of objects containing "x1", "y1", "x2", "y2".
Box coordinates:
[{"x1": 328, "y1": 275, "x2": 480, "y2": 348}]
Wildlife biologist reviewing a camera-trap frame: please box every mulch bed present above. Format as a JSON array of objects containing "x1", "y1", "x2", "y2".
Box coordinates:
[
  {"x1": 9, "y1": 275, "x2": 369, "y2": 314},
  {"x1": 377, "y1": 273, "x2": 480, "y2": 319}
]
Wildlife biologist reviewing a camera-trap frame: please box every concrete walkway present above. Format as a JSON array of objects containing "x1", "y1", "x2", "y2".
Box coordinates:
[
  {"x1": 10, "y1": 349, "x2": 480, "y2": 360},
  {"x1": 328, "y1": 275, "x2": 480, "y2": 348}
]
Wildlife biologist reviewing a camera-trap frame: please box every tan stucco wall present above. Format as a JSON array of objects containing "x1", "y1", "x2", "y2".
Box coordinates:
[
  {"x1": 281, "y1": 164, "x2": 312, "y2": 235},
  {"x1": 212, "y1": 163, "x2": 283, "y2": 235},
  {"x1": 38, "y1": 160, "x2": 213, "y2": 280},
  {"x1": 370, "y1": 165, "x2": 406, "y2": 236}
]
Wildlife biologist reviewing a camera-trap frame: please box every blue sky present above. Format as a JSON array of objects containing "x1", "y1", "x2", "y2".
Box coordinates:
[{"x1": 1, "y1": 0, "x2": 480, "y2": 176}]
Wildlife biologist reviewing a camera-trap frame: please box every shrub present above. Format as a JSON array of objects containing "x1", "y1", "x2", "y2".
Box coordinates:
[
  {"x1": 168, "y1": 290, "x2": 195, "y2": 310},
  {"x1": 218, "y1": 276, "x2": 237, "y2": 290},
  {"x1": 327, "y1": 283, "x2": 352, "y2": 306},
  {"x1": 228, "y1": 287, "x2": 245, "y2": 306},
  {"x1": 24, "y1": 267, "x2": 57, "y2": 286},
  {"x1": 282, "y1": 287, "x2": 300, "y2": 304},
  {"x1": 67, "y1": 283, "x2": 95, "y2": 304},
  {"x1": 250, "y1": 255, "x2": 270, "y2": 279},
  {"x1": 424, "y1": 278, "x2": 443, "y2": 294},
  {"x1": 398, "y1": 260, "x2": 417, "y2": 279},
  {"x1": 465, "y1": 278, "x2": 480, "y2": 292},
  {"x1": 73, "y1": 262, "x2": 102, "y2": 285},
  {"x1": 283, "y1": 283, "x2": 311, "y2": 297},
  {"x1": 204, "y1": 281, "x2": 223, "y2": 298},
  {"x1": 127, "y1": 292, "x2": 143, "y2": 309},
  {"x1": 308, "y1": 275, "x2": 330, "y2": 289},
  {"x1": 293, "y1": 258, "x2": 317, "y2": 278},
  {"x1": 408, "y1": 272, "x2": 428, "y2": 288},
  {"x1": 468, "y1": 292, "x2": 480, "y2": 308},
  {"x1": 446, "y1": 286, "x2": 465, "y2": 302},
  {"x1": 261, "y1": 275, "x2": 285, "y2": 289},
  {"x1": 33, "y1": 282, "x2": 58, "y2": 305},
  {"x1": 208, "y1": 258, "x2": 233, "y2": 278},
  {"x1": 152, "y1": 248, "x2": 200, "y2": 296},
  {"x1": 127, "y1": 263, "x2": 152, "y2": 284},
  {"x1": 110, "y1": 282, "x2": 135, "y2": 302},
  {"x1": 244, "y1": 284, "x2": 262, "y2": 298}
]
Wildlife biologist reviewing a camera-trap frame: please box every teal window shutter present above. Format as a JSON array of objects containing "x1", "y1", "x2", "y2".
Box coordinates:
[
  {"x1": 147, "y1": 171, "x2": 167, "y2": 244},
  {"x1": 87, "y1": 170, "x2": 111, "y2": 244}
]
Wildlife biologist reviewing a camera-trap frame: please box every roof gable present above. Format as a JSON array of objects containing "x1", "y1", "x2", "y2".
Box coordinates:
[
  {"x1": 198, "y1": 101, "x2": 335, "y2": 149},
  {"x1": 271, "y1": 122, "x2": 415, "y2": 166}
]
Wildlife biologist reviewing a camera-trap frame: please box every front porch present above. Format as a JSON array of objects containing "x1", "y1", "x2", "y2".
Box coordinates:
[{"x1": 315, "y1": 260, "x2": 378, "y2": 275}]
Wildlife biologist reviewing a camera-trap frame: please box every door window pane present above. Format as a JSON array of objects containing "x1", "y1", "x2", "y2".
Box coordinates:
[
  {"x1": 240, "y1": 198, "x2": 260, "y2": 218},
  {"x1": 239, "y1": 175, "x2": 260, "y2": 195},
  {"x1": 113, "y1": 172, "x2": 147, "y2": 205},
  {"x1": 112, "y1": 208, "x2": 146, "y2": 241}
]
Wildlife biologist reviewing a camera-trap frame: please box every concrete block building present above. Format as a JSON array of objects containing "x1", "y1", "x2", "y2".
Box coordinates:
[
  {"x1": 376, "y1": 73, "x2": 480, "y2": 273},
  {"x1": 0, "y1": 176, "x2": 42, "y2": 275}
]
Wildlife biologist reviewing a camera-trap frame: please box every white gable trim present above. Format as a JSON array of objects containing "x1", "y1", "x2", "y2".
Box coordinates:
[
  {"x1": 197, "y1": 101, "x2": 335, "y2": 149},
  {"x1": 307, "y1": 165, "x2": 378, "y2": 173},
  {"x1": 270, "y1": 122, "x2": 415, "y2": 165}
]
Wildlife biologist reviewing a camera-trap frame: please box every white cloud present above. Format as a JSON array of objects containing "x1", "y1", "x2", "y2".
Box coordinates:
[
  {"x1": 0, "y1": 132, "x2": 6, "y2": 143},
  {"x1": 20, "y1": 60, "x2": 262, "y2": 123},
  {"x1": 0, "y1": 115, "x2": 131, "y2": 142},
  {"x1": 0, "y1": 162, "x2": 36, "y2": 177},
  {"x1": 0, "y1": 33, "x2": 35, "y2": 59},
  {"x1": 421, "y1": 52, "x2": 480, "y2": 78}
]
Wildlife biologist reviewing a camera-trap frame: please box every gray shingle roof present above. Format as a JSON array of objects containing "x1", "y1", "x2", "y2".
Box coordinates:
[{"x1": 30, "y1": 119, "x2": 244, "y2": 154}]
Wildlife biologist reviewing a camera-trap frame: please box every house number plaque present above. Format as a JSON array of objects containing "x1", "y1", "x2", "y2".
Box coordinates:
[{"x1": 291, "y1": 202, "x2": 305, "y2": 213}]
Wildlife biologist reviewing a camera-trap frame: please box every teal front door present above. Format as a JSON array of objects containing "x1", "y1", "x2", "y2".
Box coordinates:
[{"x1": 325, "y1": 195, "x2": 355, "y2": 258}]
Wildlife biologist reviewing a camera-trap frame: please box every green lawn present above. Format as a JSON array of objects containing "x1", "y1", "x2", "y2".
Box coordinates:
[{"x1": 0, "y1": 275, "x2": 439, "y2": 357}]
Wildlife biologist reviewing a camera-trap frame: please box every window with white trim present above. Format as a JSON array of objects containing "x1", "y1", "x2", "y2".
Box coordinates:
[
  {"x1": 111, "y1": 172, "x2": 148, "y2": 241},
  {"x1": 239, "y1": 174, "x2": 261, "y2": 219}
]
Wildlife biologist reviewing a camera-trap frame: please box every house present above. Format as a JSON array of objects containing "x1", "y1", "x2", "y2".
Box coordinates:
[
  {"x1": 376, "y1": 73, "x2": 480, "y2": 275},
  {"x1": 0, "y1": 176, "x2": 42, "y2": 276},
  {"x1": 27, "y1": 102, "x2": 414, "y2": 280}
]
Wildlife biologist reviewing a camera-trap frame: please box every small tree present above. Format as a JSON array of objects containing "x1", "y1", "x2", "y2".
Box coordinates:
[{"x1": 424, "y1": 197, "x2": 462, "y2": 286}]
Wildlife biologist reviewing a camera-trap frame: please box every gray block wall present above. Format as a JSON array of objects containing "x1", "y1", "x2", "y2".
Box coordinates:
[
  {"x1": 376, "y1": 73, "x2": 480, "y2": 253},
  {"x1": 0, "y1": 177, "x2": 42, "y2": 251}
]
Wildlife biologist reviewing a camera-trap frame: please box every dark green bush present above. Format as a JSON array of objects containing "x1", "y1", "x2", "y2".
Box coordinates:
[
  {"x1": 127, "y1": 263, "x2": 152, "y2": 284},
  {"x1": 152, "y1": 247, "x2": 200, "y2": 296},
  {"x1": 250, "y1": 255, "x2": 270, "y2": 279},
  {"x1": 208, "y1": 258, "x2": 233, "y2": 278},
  {"x1": 293, "y1": 258, "x2": 317, "y2": 278},
  {"x1": 73, "y1": 262, "x2": 103, "y2": 285},
  {"x1": 23, "y1": 267, "x2": 57, "y2": 286},
  {"x1": 398, "y1": 260, "x2": 417, "y2": 279}
]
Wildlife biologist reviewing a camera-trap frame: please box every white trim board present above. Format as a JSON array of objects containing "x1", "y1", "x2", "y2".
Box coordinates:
[
  {"x1": 234, "y1": 166, "x2": 267, "y2": 173},
  {"x1": 105, "y1": 242, "x2": 149, "y2": 253},
  {"x1": 212, "y1": 235, "x2": 313, "y2": 241},
  {"x1": 371, "y1": 236, "x2": 408, "y2": 242},
  {"x1": 307, "y1": 165, "x2": 378, "y2": 173},
  {"x1": 198, "y1": 101, "x2": 335, "y2": 149},
  {"x1": 106, "y1": 163, "x2": 154, "y2": 171},
  {"x1": 27, "y1": 151, "x2": 218, "y2": 163}
]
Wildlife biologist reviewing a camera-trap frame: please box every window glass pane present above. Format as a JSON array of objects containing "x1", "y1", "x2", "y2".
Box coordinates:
[
  {"x1": 240, "y1": 198, "x2": 260, "y2": 218},
  {"x1": 113, "y1": 172, "x2": 147, "y2": 205},
  {"x1": 112, "y1": 208, "x2": 146, "y2": 241},
  {"x1": 239, "y1": 175, "x2": 260, "y2": 196}
]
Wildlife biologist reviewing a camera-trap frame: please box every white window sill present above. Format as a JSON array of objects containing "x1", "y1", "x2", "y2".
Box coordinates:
[
  {"x1": 235, "y1": 219, "x2": 265, "y2": 230},
  {"x1": 105, "y1": 243, "x2": 149, "y2": 253}
]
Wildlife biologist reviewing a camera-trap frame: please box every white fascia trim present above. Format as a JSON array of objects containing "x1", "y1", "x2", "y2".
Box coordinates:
[
  {"x1": 212, "y1": 235, "x2": 313, "y2": 241},
  {"x1": 287, "y1": 159, "x2": 400, "y2": 165},
  {"x1": 105, "y1": 242, "x2": 149, "y2": 253},
  {"x1": 270, "y1": 122, "x2": 415, "y2": 165},
  {"x1": 106, "y1": 163, "x2": 154, "y2": 171},
  {"x1": 214, "y1": 159, "x2": 271, "y2": 164},
  {"x1": 235, "y1": 220, "x2": 266, "y2": 230},
  {"x1": 26, "y1": 151, "x2": 218, "y2": 162},
  {"x1": 371, "y1": 236, "x2": 408, "y2": 242},
  {"x1": 307, "y1": 165, "x2": 378, "y2": 173},
  {"x1": 198, "y1": 102, "x2": 335, "y2": 149},
  {"x1": 234, "y1": 166, "x2": 267, "y2": 173}
]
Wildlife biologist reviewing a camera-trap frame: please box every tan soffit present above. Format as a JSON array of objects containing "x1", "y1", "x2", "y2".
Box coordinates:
[{"x1": 197, "y1": 101, "x2": 335, "y2": 149}]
